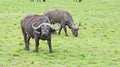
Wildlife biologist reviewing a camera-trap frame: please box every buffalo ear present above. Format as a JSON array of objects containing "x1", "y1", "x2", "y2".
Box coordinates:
[{"x1": 50, "y1": 28, "x2": 57, "y2": 34}]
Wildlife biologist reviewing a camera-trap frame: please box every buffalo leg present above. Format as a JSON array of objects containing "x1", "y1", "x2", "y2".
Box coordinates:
[
  {"x1": 34, "y1": 37, "x2": 39, "y2": 53},
  {"x1": 58, "y1": 25, "x2": 62, "y2": 35},
  {"x1": 21, "y1": 27, "x2": 30, "y2": 51},
  {"x1": 25, "y1": 36, "x2": 31, "y2": 51},
  {"x1": 43, "y1": 0, "x2": 45, "y2": 2},
  {"x1": 63, "y1": 26, "x2": 68, "y2": 36},
  {"x1": 47, "y1": 38, "x2": 53, "y2": 53}
]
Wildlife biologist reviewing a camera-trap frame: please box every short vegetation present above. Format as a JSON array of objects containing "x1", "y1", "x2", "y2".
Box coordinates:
[{"x1": 0, "y1": 0, "x2": 120, "y2": 67}]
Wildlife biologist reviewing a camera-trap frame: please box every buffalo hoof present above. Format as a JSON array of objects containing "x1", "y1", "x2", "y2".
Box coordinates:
[
  {"x1": 50, "y1": 50, "x2": 54, "y2": 53},
  {"x1": 33, "y1": 50, "x2": 39, "y2": 53},
  {"x1": 24, "y1": 47, "x2": 30, "y2": 51},
  {"x1": 74, "y1": 35, "x2": 78, "y2": 37}
]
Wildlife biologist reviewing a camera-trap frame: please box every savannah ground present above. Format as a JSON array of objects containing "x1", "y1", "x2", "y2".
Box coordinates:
[{"x1": 0, "y1": 0, "x2": 120, "y2": 67}]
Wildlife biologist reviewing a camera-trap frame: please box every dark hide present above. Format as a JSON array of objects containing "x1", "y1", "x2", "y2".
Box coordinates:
[
  {"x1": 44, "y1": 9, "x2": 80, "y2": 37},
  {"x1": 20, "y1": 14, "x2": 56, "y2": 53}
]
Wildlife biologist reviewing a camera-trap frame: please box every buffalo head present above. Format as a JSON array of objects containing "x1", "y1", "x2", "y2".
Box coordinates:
[
  {"x1": 71, "y1": 22, "x2": 81, "y2": 37},
  {"x1": 32, "y1": 22, "x2": 57, "y2": 38}
]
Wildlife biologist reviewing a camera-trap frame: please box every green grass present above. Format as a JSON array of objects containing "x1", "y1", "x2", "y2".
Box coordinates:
[{"x1": 0, "y1": 0, "x2": 120, "y2": 67}]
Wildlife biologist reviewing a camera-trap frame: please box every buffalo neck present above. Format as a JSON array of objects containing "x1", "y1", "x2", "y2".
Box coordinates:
[{"x1": 68, "y1": 21, "x2": 74, "y2": 29}]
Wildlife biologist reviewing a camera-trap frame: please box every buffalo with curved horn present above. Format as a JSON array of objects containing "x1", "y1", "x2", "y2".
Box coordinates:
[{"x1": 20, "y1": 14, "x2": 60, "y2": 53}]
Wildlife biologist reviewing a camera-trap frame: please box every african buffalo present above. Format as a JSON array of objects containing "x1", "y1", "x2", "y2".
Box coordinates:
[
  {"x1": 44, "y1": 9, "x2": 81, "y2": 37},
  {"x1": 20, "y1": 14, "x2": 59, "y2": 53}
]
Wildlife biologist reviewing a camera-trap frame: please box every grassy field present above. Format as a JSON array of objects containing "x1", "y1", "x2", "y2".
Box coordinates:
[{"x1": 0, "y1": 0, "x2": 120, "y2": 67}]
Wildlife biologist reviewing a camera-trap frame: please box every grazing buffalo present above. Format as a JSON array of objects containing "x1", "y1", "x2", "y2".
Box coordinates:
[
  {"x1": 20, "y1": 14, "x2": 59, "y2": 53},
  {"x1": 44, "y1": 9, "x2": 81, "y2": 37},
  {"x1": 30, "y1": 0, "x2": 46, "y2": 2}
]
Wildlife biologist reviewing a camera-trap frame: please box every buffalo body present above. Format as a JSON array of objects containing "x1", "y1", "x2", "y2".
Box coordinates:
[
  {"x1": 44, "y1": 9, "x2": 80, "y2": 37},
  {"x1": 20, "y1": 14, "x2": 56, "y2": 53}
]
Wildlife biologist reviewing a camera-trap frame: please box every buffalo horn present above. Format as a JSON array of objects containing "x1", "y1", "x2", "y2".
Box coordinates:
[
  {"x1": 32, "y1": 22, "x2": 61, "y2": 30},
  {"x1": 32, "y1": 22, "x2": 52, "y2": 30},
  {"x1": 32, "y1": 22, "x2": 40, "y2": 29}
]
